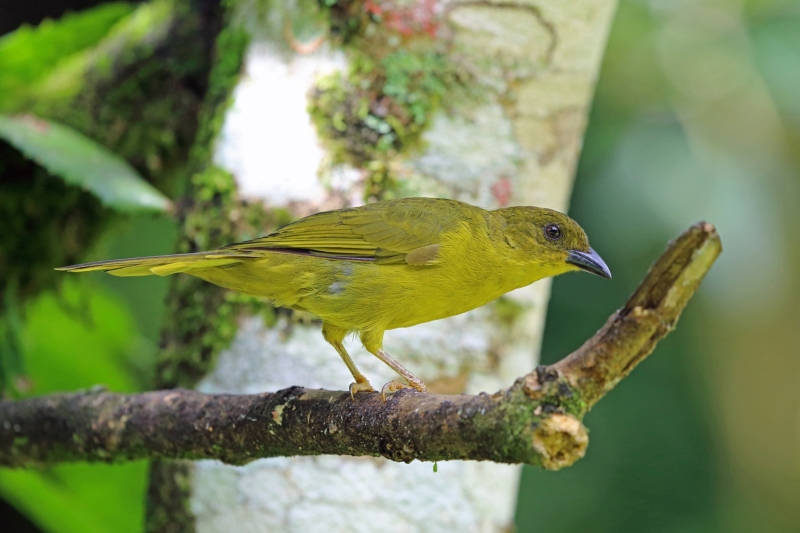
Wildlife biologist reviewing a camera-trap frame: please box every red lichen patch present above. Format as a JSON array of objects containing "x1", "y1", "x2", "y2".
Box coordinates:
[
  {"x1": 365, "y1": 0, "x2": 441, "y2": 37},
  {"x1": 491, "y1": 177, "x2": 512, "y2": 207}
]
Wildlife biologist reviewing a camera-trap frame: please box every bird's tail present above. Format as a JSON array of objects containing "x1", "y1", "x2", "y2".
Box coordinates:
[{"x1": 56, "y1": 251, "x2": 255, "y2": 277}]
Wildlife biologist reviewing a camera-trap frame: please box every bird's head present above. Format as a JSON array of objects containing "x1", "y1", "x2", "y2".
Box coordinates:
[{"x1": 496, "y1": 206, "x2": 612, "y2": 280}]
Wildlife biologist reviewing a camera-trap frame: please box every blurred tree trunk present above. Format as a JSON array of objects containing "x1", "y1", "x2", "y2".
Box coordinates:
[{"x1": 143, "y1": 1, "x2": 619, "y2": 532}]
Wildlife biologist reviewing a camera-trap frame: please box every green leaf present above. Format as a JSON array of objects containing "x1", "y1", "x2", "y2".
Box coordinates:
[
  {"x1": 0, "y1": 462, "x2": 148, "y2": 533},
  {"x1": 21, "y1": 278, "x2": 144, "y2": 395},
  {"x1": 0, "y1": 114, "x2": 171, "y2": 212},
  {"x1": 0, "y1": 2, "x2": 134, "y2": 112}
]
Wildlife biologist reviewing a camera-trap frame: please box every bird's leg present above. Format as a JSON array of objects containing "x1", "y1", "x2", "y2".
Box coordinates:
[
  {"x1": 322, "y1": 323, "x2": 375, "y2": 399},
  {"x1": 332, "y1": 341, "x2": 376, "y2": 399},
  {"x1": 360, "y1": 329, "x2": 428, "y2": 400},
  {"x1": 372, "y1": 349, "x2": 429, "y2": 401}
]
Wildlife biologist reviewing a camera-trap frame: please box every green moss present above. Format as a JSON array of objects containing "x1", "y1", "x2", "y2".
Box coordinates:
[
  {"x1": 323, "y1": 0, "x2": 366, "y2": 45},
  {"x1": 309, "y1": 49, "x2": 456, "y2": 160},
  {"x1": 531, "y1": 368, "x2": 589, "y2": 418},
  {"x1": 536, "y1": 391, "x2": 587, "y2": 419},
  {"x1": 495, "y1": 390, "x2": 542, "y2": 463},
  {"x1": 188, "y1": 23, "x2": 250, "y2": 175},
  {"x1": 457, "y1": 378, "x2": 590, "y2": 466},
  {"x1": 153, "y1": 19, "x2": 289, "y2": 388},
  {"x1": 156, "y1": 164, "x2": 287, "y2": 388}
]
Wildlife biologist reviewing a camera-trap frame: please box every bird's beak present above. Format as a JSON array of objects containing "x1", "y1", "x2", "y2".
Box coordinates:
[{"x1": 566, "y1": 248, "x2": 612, "y2": 279}]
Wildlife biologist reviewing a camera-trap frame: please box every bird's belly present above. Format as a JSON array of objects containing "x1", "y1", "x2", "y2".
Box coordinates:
[
  {"x1": 299, "y1": 262, "x2": 509, "y2": 332},
  {"x1": 381, "y1": 284, "x2": 499, "y2": 329},
  {"x1": 201, "y1": 257, "x2": 518, "y2": 333}
]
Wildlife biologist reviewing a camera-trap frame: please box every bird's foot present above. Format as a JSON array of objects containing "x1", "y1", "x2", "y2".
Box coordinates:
[
  {"x1": 380, "y1": 379, "x2": 428, "y2": 402},
  {"x1": 349, "y1": 378, "x2": 376, "y2": 400}
]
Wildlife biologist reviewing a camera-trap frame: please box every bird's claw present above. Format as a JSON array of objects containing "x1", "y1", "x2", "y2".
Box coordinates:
[
  {"x1": 380, "y1": 380, "x2": 427, "y2": 402},
  {"x1": 381, "y1": 380, "x2": 409, "y2": 401},
  {"x1": 349, "y1": 379, "x2": 376, "y2": 400}
]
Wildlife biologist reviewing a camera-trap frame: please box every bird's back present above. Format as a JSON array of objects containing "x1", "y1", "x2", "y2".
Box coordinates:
[{"x1": 194, "y1": 198, "x2": 504, "y2": 331}]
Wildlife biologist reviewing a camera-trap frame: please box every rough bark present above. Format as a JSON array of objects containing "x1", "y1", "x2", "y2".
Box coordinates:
[
  {"x1": 145, "y1": 460, "x2": 195, "y2": 533},
  {"x1": 0, "y1": 222, "x2": 721, "y2": 470}
]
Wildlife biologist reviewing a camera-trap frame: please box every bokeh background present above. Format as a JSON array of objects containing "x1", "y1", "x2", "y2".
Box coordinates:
[{"x1": 1, "y1": 0, "x2": 798, "y2": 532}]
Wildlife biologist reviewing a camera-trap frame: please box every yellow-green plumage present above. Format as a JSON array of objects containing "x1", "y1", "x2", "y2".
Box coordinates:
[{"x1": 59, "y1": 197, "x2": 610, "y2": 396}]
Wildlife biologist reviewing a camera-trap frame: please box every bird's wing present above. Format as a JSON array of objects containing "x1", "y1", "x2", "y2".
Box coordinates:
[{"x1": 223, "y1": 198, "x2": 468, "y2": 265}]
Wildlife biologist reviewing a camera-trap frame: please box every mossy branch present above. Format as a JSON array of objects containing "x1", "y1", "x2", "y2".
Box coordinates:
[{"x1": 0, "y1": 223, "x2": 720, "y2": 470}]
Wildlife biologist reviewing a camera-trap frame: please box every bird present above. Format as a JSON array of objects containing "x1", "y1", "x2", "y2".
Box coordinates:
[{"x1": 58, "y1": 197, "x2": 611, "y2": 399}]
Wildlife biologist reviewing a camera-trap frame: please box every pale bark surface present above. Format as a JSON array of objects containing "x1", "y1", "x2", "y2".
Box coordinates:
[{"x1": 188, "y1": 2, "x2": 619, "y2": 532}]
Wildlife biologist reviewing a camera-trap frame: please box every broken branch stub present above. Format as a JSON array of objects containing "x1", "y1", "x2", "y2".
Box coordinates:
[{"x1": 545, "y1": 222, "x2": 721, "y2": 409}]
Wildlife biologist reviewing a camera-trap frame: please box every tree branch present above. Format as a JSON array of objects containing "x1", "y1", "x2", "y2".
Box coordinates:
[{"x1": 0, "y1": 222, "x2": 721, "y2": 470}]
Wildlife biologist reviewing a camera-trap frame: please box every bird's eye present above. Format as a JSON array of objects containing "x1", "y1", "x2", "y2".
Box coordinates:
[{"x1": 543, "y1": 224, "x2": 562, "y2": 241}]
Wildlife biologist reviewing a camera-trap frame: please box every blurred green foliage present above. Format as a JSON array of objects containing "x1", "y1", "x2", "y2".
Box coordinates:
[
  {"x1": 0, "y1": 3, "x2": 134, "y2": 112},
  {"x1": 0, "y1": 141, "x2": 109, "y2": 387},
  {"x1": 23, "y1": 280, "x2": 141, "y2": 394},
  {"x1": 0, "y1": 0, "x2": 174, "y2": 401},
  {"x1": 0, "y1": 462, "x2": 148, "y2": 533},
  {"x1": 0, "y1": 0, "x2": 181, "y2": 504},
  {"x1": 0, "y1": 213, "x2": 176, "y2": 533},
  {"x1": 0, "y1": 277, "x2": 149, "y2": 532},
  {"x1": 517, "y1": 0, "x2": 800, "y2": 532},
  {"x1": 0, "y1": 1, "x2": 217, "y2": 527}
]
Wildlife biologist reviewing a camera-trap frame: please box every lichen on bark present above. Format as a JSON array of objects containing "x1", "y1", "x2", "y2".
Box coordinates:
[{"x1": 307, "y1": 0, "x2": 480, "y2": 200}]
